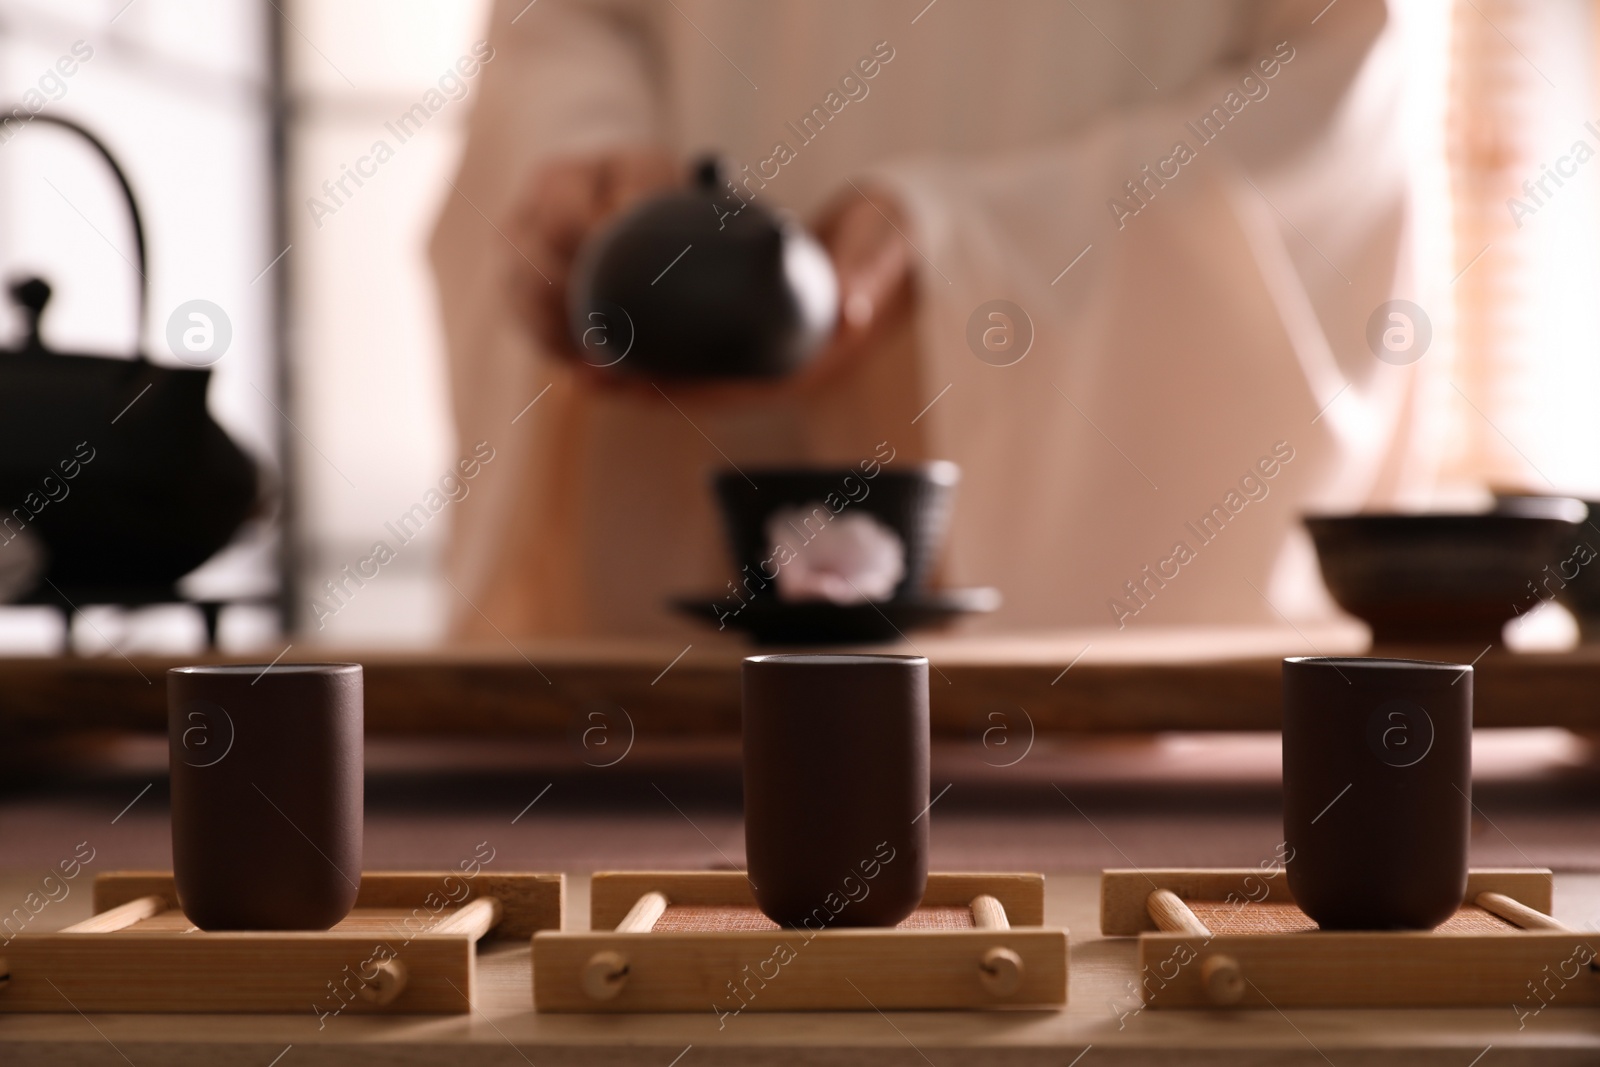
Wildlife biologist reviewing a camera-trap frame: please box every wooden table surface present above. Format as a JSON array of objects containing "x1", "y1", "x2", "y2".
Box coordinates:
[
  {"x1": 2, "y1": 870, "x2": 1596, "y2": 1066},
  {"x1": 7, "y1": 623, "x2": 1600, "y2": 738}
]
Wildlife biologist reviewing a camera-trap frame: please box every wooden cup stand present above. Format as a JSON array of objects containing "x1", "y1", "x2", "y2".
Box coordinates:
[
  {"x1": 1101, "y1": 867, "x2": 1600, "y2": 1010},
  {"x1": 533, "y1": 871, "x2": 1067, "y2": 1012},
  {"x1": 0, "y1": 871, "x2": 563, "y2": 1014}
]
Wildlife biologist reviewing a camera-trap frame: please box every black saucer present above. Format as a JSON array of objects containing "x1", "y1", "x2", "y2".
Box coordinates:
[{"x1": 671, "y1": 587, "x2": 1000, "y2": 645}]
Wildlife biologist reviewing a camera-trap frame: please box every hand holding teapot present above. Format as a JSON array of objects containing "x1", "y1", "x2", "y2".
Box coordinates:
[{"x1": 508, "y1": 151, "x2": 913, "y2": 392}]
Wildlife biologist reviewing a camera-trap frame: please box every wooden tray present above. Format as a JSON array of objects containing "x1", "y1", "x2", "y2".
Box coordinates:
[
  {"x1": 1101, "y1": 867, "x2": 1600, "y2": 1010},
  {"x1": 533, "y1": 871, "x2": 1067, "y2": 1013},
  {"x1": 0, "y1": 870, "x2": 563, "y2": 1014}
]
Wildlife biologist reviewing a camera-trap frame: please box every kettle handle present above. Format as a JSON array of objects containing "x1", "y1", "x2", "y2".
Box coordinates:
[{"x1": 6, "y1": 111, "x2": 150, "y2": 358}]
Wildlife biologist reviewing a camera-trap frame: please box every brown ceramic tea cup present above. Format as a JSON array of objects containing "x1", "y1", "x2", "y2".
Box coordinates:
[
  {"x1": 1282, "y1": 656, "x2": 1471, "y2": 930},
  {"x1": 741, "y1": 653, "x2": 929, "y2": 928},
  {"x1": 168, "y1": 662, "x2": 363, "y2": 930}
]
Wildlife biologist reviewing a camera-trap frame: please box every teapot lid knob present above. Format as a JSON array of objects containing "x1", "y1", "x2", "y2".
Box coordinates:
[
  {"x1": 9, "y1": 277, "x2": 50, "y2": 350},
  {"x1": 692, "y1": 154, "x2": 727, "y2": 191}
]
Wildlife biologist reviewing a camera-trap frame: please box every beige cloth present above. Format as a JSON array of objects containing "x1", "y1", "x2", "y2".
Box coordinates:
[{"x1": 431, "y1": 0, "x2": 1439, "y2": 638}]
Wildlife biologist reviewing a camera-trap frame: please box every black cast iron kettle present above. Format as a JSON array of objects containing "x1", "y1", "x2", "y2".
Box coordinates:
[
  {"x1": 0, "y1": 113, "x2": 258, "y2": 605},
  {"x1": 566, "y1": 155, "x2": 839, "y2": 380}
]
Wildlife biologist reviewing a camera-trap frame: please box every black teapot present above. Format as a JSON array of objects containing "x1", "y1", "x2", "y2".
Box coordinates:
[
  {"x1": 566, "y1": 156, "x2": 838, "y2": 380},
  {"x1": 0, "y1": 114, "x2": 258, "y2": 608}
]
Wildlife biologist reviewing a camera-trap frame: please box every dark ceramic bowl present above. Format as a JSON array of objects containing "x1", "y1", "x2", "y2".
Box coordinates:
[
  {"x1": 1304, "y1": 498, "x2": 1586, "y2": 645},
  {"x1": 1494, "y1": 493, "x2": 1600, "y2": 638},
  {"x1": 713, "y1": 462, "x2": 959, "y2": 603}
]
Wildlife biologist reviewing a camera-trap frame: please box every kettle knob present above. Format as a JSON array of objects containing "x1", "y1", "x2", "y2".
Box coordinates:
[
  {"x1": 692, "y1": 154, "x2": 727, "y2": 192},
  {"x1": 9, "y1": 277, "x2": 51, "y2": 350}
]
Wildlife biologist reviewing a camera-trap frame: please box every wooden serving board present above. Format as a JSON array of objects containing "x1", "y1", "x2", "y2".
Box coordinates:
[
  {"x1": 533, "y1": 871, "x2": 1067, "y2": 1013},
  {"x1": 1100, "y1": 867, "x2": 1600, "y2": 1010},
  {"x1": 0, "y1": 870, "x2": 563, "y2": 1014}
]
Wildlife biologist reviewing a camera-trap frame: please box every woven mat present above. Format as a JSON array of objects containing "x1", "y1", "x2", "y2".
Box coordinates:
[
  {"x1": 1186, "y1": 900, "x2": 1515, "y2": 935},
  {"x1": 650, "y1": 904, "x2": 975, "y2": 932}
]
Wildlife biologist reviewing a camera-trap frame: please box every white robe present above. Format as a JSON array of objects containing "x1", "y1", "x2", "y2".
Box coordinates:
[{"x1": 430, "y1": 0, "x2": 1443, "y2": 639}]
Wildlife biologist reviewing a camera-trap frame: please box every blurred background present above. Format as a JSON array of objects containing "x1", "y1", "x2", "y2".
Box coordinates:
[
  {"x1": 0, "y1": 0, "x2": 486, "y2": 651},
  {"x1": 1, "y1": 0, "x2": 1600, "y2": 653}
]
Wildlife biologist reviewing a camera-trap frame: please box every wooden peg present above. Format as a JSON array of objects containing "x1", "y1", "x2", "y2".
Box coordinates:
[
  {"x1": 60, "y1": 895, "x2": 166, "y2": 934},
  {"x1": 431, "y1": 897, "x2": 502, "y2": 939},
  {"x1": 970, "y1": 894, "x2": 1021, "y2": 995},
  {"x1": 1201, "y1": 954, "x2": 1245, "y2": 1005},
  {"x1": 970, "y1": 894, "x2": 1009, "y2": 930},
  {"x1": 1474, "y1": 891, "x2": 1570, "y2": 931},
  {"x1": 615, "y1": 891, "x2": 668, "y2": 933},
  {"x1": 580, "y1": 891, "x2": 669, "y2": 1001},
  {"x1": 582, "y1": 950, "x2": 631, "y2": 1001},
  {"x1": 1146, "y1": 889, "x2": 1212, "y2": 937},
  {"x1": 355, "y1": 958, "x2": 408, "y2": 1005},
  {"x1": 978, "y1": 946, "x2": 1024, "y2": 996}
]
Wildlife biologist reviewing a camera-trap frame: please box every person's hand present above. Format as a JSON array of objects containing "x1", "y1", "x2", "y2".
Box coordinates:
[
  {"x1": 654, "y1": 181, "x2": 917, "y2": 406},
  {"x1": 794, "y1": 181, "x2": 915, "y2": 392},
  {"x1": 506, "y1": 148, "x2": 680, "y2": 367}
]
